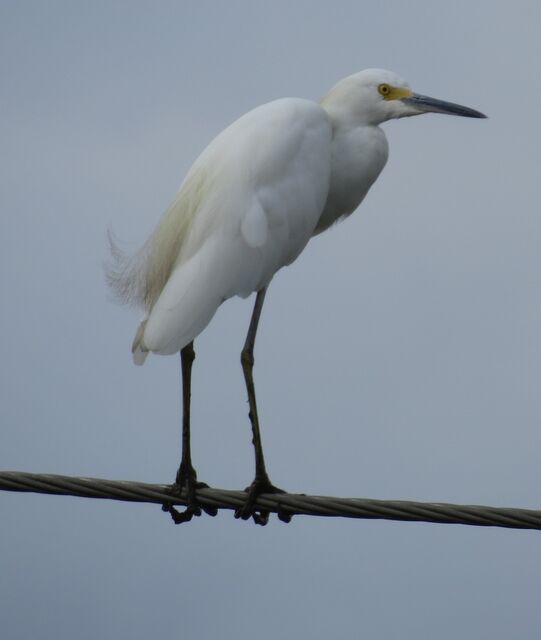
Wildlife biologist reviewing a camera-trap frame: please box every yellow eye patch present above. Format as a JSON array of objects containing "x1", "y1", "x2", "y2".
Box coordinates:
[{"x1": 378, "y1": 83, "x2": 412, "y2": 101}]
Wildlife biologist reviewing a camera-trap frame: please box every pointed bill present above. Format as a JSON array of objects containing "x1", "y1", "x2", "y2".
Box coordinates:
[{"x1": 402, "y1": 93, "x2": 487, "y2": 118}]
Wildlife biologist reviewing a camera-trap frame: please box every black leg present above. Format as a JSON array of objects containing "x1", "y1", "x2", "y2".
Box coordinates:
[
  {"x1": 177, "y1": 341, "x2": 198, "y2": 494},
  {"x1": 234, "y1": 287, "x2": 288, "y2": 525},
  {"x1": 163, "y1": 341, "x2": 216, "y2": 524}
]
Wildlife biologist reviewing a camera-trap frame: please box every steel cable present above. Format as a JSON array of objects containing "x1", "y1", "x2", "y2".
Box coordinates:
[{"x1": 1, "y1": 470, "x2": 540, "y2": 529}]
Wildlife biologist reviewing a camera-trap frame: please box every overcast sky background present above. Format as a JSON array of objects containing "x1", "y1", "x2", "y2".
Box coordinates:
[{"x1": 2, "y1": 1, "x2": 541, "y2": 638}]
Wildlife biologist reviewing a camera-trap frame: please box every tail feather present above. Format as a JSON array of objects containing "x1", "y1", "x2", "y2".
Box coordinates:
[
  {"x1": 142, "y1": 240, "x2": 226, "y2": 355},
  {"x1": 131, "y1": 319, "x2": 149, "y2": 366}
]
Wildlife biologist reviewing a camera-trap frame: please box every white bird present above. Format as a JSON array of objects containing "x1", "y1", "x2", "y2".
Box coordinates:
[{"x1": 108, "y1": 68, "x2": 485, "y2": 525}]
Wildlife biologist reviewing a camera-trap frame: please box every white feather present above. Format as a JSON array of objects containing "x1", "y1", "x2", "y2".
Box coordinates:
[
  {"x1": 240, "y1": 199, "x2": 268, "y2": 248},
  {"x1": 124, "y1": 98, "x2": 334, "y2": 358},
  {"x1": 109, "y1": 71, "x2": 424, "y2": 363}
]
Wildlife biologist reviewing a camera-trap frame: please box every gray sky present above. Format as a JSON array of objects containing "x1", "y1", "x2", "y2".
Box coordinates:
[{"x1": 2, "y1": 1, "x2": 541, "y2": 638}]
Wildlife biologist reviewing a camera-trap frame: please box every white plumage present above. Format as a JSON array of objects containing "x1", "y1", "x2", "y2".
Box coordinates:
[
  {"x1": 107, "y1": 69, "x2": 485, "y2": 364},
  {"x1": 107, "y1": 68, "x2": 485, "y2": 524}
]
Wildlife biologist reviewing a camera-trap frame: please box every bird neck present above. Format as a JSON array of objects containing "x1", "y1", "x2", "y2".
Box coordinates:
[{"x1": 314, "y1": 122, "x2": 389, "y2": 234}]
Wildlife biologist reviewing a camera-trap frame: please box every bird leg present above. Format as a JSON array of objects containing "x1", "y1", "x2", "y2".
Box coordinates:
[
  {"x1": 163, "y1": 341, "x2": 217, "y2": 524},
  {"x1": 234, "y1": 288, "x2": 289, "y2": 526}
]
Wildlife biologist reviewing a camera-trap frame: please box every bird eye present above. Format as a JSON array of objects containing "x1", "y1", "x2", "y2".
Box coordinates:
[{"x1": 378, "y1": 83, "x2": 391, "y2": 97}]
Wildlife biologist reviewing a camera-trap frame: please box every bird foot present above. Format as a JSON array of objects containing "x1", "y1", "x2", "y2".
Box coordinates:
[
  {"x1": 234, "y1": 476, "x2": 292, "y2": 525},
  {"x1": 162, "y1": 463, "x2": 218, "y2": 524}
]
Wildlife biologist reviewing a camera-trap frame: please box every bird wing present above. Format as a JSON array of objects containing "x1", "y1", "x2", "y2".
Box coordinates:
[{"x1": 138, "y1": 98, "x2": 332, "y2": 359}]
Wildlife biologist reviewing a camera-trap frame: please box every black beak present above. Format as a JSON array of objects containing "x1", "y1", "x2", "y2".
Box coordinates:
[{"x1": 402, "y1": 93, "x2": 487, "y2": 118}]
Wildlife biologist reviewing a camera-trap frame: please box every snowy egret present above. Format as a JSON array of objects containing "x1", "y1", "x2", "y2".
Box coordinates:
[{"x1": 108, "y1": 68, "x2": 486, "y2": 525}]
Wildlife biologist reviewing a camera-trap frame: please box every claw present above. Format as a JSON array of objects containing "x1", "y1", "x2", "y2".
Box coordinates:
[
  {"x1": 234, "y1": 476, "x2": 289, "y2": 525},
  {"x1": 163, "y1": 463, "x2": 216, "y2": 524},
  {"x1": 277, "y1": 510, "x2": 292, "y2": 523},
  {"x1": 162, "y1": 502, "x2": 198, "y2": 524},
  {"x1": 251, "y1": 511, "x2": 270, "y2": 526}
]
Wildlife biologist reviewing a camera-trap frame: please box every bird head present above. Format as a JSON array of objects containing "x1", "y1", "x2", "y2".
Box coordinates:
[{"x1": 321, "y1": 68, "x2": 486, "y2": 126}]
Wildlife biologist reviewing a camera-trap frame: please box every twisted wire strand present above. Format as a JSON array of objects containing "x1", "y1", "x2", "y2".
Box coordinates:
[{"x1": 1, "y1": 470, "x2": 540, "y2": 530}]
